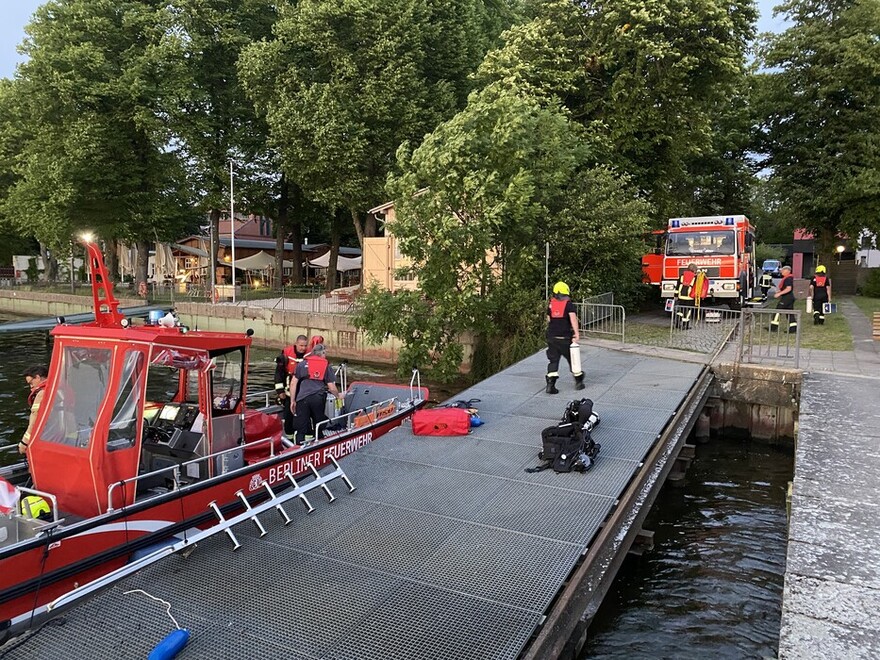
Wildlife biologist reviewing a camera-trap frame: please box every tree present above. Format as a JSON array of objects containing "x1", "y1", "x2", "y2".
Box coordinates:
[
  {"x1": 755, "y1": 0, "x2": 880, "y2": 258},
  {"x1": 169, "y1": 0, "x2": 279, "y2": 281},
  {"x1": 239, "y1": 0, "x2": 510, "y2": 249},
  {"x1": 476, "y1": 0, "x2": 757, "y2": 221},
  {"x1": 356, "y1": 84, "x2": 650, "y2": 380},
  {"x1": 1, "y1": 0, "x2": 197, "y2": 283}
]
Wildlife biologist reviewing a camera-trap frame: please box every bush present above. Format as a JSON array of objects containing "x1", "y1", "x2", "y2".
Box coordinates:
[
  {"x1": 755, "y1": 243, "x2": 786, "y2": 266},
  {"x1": 860, "y1": 268, "x2": 880, "y2": 298}
]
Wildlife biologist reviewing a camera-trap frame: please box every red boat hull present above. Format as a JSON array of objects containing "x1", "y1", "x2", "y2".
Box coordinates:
[{"x1": 0, "y1": 412, "x2": 410, "y2": 636}]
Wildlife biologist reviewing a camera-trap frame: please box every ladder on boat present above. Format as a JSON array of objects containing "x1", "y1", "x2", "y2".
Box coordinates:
[{"x1": 47, "y1": 458, "x2": 355, "y2": 612}]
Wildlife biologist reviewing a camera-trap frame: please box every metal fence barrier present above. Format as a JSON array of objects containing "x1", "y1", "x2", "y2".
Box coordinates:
[
  {"x1": 737, "y1": 308, "x2": 801, "y2": 368},
  {"x1": 577, "y1": 302, "x2": 626, "y2": 342},
  {"x1": 666, "y1": 303, "x2": 741, "y2": 355}
]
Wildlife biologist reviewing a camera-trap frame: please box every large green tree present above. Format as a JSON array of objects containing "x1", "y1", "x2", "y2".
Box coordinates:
[
  {"x1": 170, "y1": 0, "x2": 279, "y2": 279},
  {"x1": 1, "y1": 0, "x2": 197, "y2": 282},
  {"x1": 755, "y1": 0, "x2": 880, "y2": 255},
  {"x1": 239, "y1": 0, "x2": 512, "y2": 249},
  {"x1": 356, "y1": 84, "x2": 650, "y2": 380},
  {"x1": 477, "y1": 0, "x2": 757, "y2": 221}
]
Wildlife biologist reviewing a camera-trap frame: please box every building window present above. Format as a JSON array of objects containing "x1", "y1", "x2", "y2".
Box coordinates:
[{"x1": 259, "y1": 216, "x2": 272, "y2": 236}]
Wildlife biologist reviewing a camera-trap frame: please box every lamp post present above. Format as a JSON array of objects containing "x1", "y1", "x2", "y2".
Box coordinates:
[{"x1": 836, "y1": 244, "x2": 845, "y2": 265}]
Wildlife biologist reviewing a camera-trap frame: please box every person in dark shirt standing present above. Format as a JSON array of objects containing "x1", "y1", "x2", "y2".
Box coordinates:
[
  {"x1": 809, "y1": 265, "x2": 832, "y2": 325},
  {"x1": 771, "y1": 265, "x2": 797, "y2": 333},
  {"x1": 290, "y1": 343, "x2": 340, "y2": 445},
  {"x1": 545, "y1": 281, "x2": 584, "y2": 394}
]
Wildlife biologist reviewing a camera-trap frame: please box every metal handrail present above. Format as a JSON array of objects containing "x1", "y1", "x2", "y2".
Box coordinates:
[
  {"x1": 313, "y1": 396, "x2": 400, "y2": 441},
  {"x1": 410, "y1": 368, "x2": 422, "y2": 402},
  {"x1": 106, "y1": 435, "x2": 275, "y2": 512},
  {"x1": 19, "y1": 486, "x2": 60, "y2": 523}
]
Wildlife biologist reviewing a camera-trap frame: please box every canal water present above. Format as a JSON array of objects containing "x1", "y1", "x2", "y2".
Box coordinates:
[
  {"x1": 0, "y1": 313, "x2": 792, "y2": 656},
  {"x1": 582, "y1": 438, "x2": 793, "y2": 659}
]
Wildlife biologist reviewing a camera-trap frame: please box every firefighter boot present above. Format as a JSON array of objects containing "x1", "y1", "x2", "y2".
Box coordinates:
[
  {"x1": 813, "y1": 311, "x2": 820, "y2": 325},
  {"x1": 574, "y1": 373, "x2": 585, "y2": 391},
  {"x1": 545, "y1": 375, "x2": 559, "y2": 395}
]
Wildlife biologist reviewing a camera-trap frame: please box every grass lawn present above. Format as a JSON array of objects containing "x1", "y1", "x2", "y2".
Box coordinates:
[
  {"x1": 792, "y1": 298, "x2": 852, "y2": 351},
  {"x1": 852, "y1": 295, "x2": 880, "y2": 319}
]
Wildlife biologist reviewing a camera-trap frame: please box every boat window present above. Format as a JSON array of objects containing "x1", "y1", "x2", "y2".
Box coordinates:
[
  {"x1": 41, "y1": 346, "x2": 112, "y2": 448},
  {"x1": 211, "y1": 350, "x2": 244, "y2": 414},
  {"x1": 107, "y1": 350, "x2": 146, "y2": 450}
]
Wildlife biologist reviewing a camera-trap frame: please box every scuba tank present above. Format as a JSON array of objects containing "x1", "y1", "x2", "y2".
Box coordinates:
[{"x1": 570, "y1": 342, "x2": 582, "y2": 374}]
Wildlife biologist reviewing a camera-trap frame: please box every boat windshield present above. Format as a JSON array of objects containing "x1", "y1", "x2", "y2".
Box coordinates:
[
  {"x1": 41, "y1": 345, "x2": 113, "y2": 448},
  {"x1": 666, "y1": 230, "x2": 736, "y2": 256}
]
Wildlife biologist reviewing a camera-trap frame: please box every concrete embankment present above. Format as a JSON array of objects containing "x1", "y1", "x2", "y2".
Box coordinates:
[{"x1": 0, "y1": 290, "x2": 425, "y2": 366}]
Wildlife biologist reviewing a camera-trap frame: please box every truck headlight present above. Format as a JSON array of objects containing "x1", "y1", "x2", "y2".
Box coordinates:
[
  {"x1": 722, "y1": 283, "x2": 736, "y2": 291},
  {"x1": 662, "y1": 283, "x2": 676, "y2": 291}
]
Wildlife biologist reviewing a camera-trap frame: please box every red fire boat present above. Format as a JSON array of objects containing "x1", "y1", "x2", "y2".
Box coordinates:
[{"x1": 0, "y1": 241, "x2": 428, "y2": 640}]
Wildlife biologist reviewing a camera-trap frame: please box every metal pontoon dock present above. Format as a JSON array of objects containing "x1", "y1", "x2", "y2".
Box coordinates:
[{"x1": 7, "y1": 345, "x2": 710, "y2": 659}]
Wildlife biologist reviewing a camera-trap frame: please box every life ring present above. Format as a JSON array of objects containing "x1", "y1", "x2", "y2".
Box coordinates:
[{"x1": 137, "y1": 281, "x2": 148, "y2": 297}]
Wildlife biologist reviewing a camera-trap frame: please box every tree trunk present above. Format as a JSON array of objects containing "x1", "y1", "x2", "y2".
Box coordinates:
[
  {"x1": 327, "y1": 209, "x2": 343, "y2": 293},
  {"x1": 136, "y1": 239, "x2": 150, "y2": 289},
  {"x1": 210, "y1": 208, "x2": 221, "y2": 285},
  {"x1": 288, "y1": 186, "x2": 303, "y2": 285},
  {"x1": 350, "y1": 208, "x2": 365, "y2": 249},
  {"x1": 105, "y1": 238, "x2": 119, "y2": 282},
  {"x1": 39, "y1": 243, "x2": 57, "y2": 282},
  {"x1": 365, "y1": 212, "x2": 378, "y2": 238},
  {"x1": 274, "y1": 174, "x2": 288, "y2": 292}
]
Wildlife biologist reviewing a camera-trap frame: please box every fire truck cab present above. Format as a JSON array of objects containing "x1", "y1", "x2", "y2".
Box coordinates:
[{"x1": 647, "y1": 215, "x2": 756, "y2": 306}]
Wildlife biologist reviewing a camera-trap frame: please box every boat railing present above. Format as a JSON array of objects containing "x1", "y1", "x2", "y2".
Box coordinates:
[
  {"x1": 244, "y1": 363, "x2": 347, "y2": 410},
  {"x1": 314, "y1": 396, "x2": 400, "y2": 442},
  {"x1": 106, "y1": 435, "x2": 277, "y2": 513},
  {"x1": 410, "y1": 367, "x2": 422, "y2": 402}
]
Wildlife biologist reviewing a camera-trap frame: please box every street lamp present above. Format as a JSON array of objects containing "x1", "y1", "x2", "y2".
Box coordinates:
[{"x1": 836, "y1": 244, "x2": 845, "y2": 265}]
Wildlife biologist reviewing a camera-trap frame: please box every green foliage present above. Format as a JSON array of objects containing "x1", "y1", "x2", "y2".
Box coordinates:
[
  {"x1": 355, "y1": 84, "x2": 651, "y2": 380},
  {"x1": 239, "y1": 0, "x2": 508, "y2": 246},
  {"x1": 860, "y1": 269, "x2": 880, "y2": 298},
  {"x1": 25, "y1": 258, "x2": 39, "y2": 283},
  {"x1": 754, "y1": 242, "x2": 786, "y2": 265},
  {"x1": 755, "y1": 0, "x2": 880, "y2": 240},
  {"x1": 478, "y1": 0, "x2": 757, "y2": 221},
  {"x1": 1, "y1": 0, "x2": 197, "y2": 252}
]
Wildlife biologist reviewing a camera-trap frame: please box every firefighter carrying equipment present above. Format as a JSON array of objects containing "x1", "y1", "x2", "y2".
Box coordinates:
[{"x1": 552, "y1": 281, "x2": 570, "y2": 296}]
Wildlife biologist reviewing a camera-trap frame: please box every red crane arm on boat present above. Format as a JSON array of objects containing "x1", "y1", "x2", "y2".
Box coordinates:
[{"x1": 83, "y1": 240, "x2": 124, "y2": 327}]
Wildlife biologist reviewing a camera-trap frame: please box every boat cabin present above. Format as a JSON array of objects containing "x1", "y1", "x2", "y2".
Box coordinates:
[{"x1": 22, "y1": 241, "x2": 276, "y2": 519}]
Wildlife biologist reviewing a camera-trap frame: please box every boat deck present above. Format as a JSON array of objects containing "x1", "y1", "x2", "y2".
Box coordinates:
[{"x1": 8, "y1": 346, "x2": 704, "y2": 659}]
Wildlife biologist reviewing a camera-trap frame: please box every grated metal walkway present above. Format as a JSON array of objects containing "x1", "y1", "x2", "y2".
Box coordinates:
[{"x1": 7, "y1": 346, "x2": 703, "y2": 660}]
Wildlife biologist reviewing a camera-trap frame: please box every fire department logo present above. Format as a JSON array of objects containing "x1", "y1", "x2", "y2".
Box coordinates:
[{"x1": 248, "y1": 474, "x2": 265, "y2": 492}]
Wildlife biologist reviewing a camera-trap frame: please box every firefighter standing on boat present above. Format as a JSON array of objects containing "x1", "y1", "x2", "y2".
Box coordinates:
[
  {"x1": 545, "y1": 281, "x2": 584, "y2": 394},
  {"x1": 771, "y1": 265, "x2": 797, "y2": 332},
  {"x1": 674, "y1": 264, "x2": 709, "y2": 329},
  {"x1": 290, "y1": 343, "x2": 341, "y2": 445},
  {"x1": 18, "y1": 366, "x2": 48, "y2": 455},
  {"x1": 275, "y1": 335, "x2": 309, "y2": 440},
  {"x1": 809, "y1": 265, "x2": 832, "y2": 325}
]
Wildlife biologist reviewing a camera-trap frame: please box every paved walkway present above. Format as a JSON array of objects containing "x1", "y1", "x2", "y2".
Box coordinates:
[
  {"x1": 796, "y1": 299, "x2": 880, "y2": 377},
  {"x1": 778, "y1": 300, "x2": 880, "y2": 658}
]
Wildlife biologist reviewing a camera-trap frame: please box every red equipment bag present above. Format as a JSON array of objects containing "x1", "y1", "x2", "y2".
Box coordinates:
[{"x1": 411, "y1": 408, "x2": 471, "y2": 436}]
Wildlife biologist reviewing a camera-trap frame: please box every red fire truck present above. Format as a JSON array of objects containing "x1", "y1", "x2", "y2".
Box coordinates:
[{"x1": 641, "y1": 215, "x2": 756, "y2": 307}]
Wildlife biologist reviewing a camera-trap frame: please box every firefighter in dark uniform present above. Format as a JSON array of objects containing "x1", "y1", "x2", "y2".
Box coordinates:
[
  {"x1": 545, "y1": 281, "x2": 584, "y2": 394},
  {"x1": 290, "y1": 343, "x2": 341, "y2": 445},
  {"x1": 809, "y1": 265, "x2": 832, "y2": 325},
  {"x1": 771, "y1": 265, "x2": 797, "y2": 332},
  {"x1": 674, "y1": 263, "x2": 708, "y2": 329},
  {"x1": 274, "y1": 334, "x2": 308, "y2": 439},
  {"x1": 759, "y1": 270, "x2": 774, "y2": 299}
]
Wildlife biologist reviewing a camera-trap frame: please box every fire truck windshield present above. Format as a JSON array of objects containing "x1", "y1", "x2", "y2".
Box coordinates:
[{"x1": 666, "y1": 230, "x2": 736, "y2": 256}]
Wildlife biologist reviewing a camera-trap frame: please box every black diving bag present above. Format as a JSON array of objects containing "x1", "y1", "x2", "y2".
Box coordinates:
[{"x1": 531, "y1": 399, "x2": 601, "y2": 473}]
